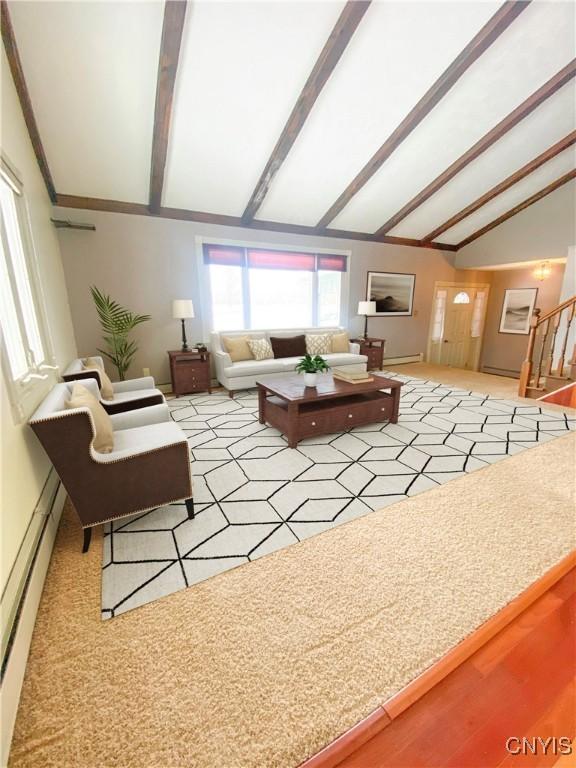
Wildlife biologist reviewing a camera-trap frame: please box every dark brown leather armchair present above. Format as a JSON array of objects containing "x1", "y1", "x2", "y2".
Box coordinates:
[{"x1": 29, "y1": 380, "x2": 194, "y2": 552}]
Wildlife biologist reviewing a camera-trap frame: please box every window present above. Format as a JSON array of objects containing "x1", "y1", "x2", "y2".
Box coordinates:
[
  {"x1": 0, "y1": 157, "x2": 54, "y2": 418},
  {"x1": 471, "y1": 290, "x2": 486, "y2": 338},
  {"x1": 204, "y1": 244, "x2": 346, "y2": 330},
  {"x1": 431, "y1": 289, "x2": 447, "y2": 342},
  {"x1": 453, "y1": 290, "x2": 470, "y2": 304}
]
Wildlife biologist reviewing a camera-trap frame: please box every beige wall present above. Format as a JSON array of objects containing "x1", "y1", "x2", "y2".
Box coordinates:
[
  {"x1": 454, "y1": 184, "x2": 574, "y2": 376},
  {"x1": 455, "y1": 182, "x2": 575, "y2": 270},
  {"x1": 54, "y1": 199, "x2": 573, "y2": 387},
  {"x1": 1, "y1": 49, "x2": 77, "y2": 592},
  {"x1": 54, "y1": 207, "x2": 456, "y2": 385},
  {"x1": 480, "y1": 263, "x2": 565, "y2": 376}
]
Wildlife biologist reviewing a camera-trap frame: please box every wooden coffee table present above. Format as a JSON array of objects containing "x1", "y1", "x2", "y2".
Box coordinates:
[{"x1": 256, "y1": 373, "x2": 402, "y2": 448}]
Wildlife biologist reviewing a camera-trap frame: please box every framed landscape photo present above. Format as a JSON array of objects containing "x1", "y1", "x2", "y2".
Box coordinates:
[
  {"x1": 499, "y1": 288, "x2": 538, "y2": 335},
  {"x1": 366, "y1": 271, "x2": 415, "y2": 316}
]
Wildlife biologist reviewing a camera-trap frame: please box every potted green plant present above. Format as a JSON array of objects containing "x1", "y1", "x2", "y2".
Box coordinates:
[
  {"x1": 91, "y1": 286, "x2": 151, "y2": 380},
  {"x1": 295, "y1": 353, "x2": 329, "y2": 388}
]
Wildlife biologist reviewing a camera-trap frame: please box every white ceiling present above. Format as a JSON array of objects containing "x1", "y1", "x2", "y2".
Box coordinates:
[
  {"x1": 5, "y1": 0, "x2": 576, "y2": 247},
  {"x1": 255, "y1": 0, "x2": 502, "y2": 225},
  {"x1": 164, "y1": 1, "x2": 347, "y2": 214},
  {"x1": 441, "y1": 144, "x2": 576, "y2": 244},
  {"x1": 390, "y1": 80, "x2": 576, "y2": 240},
  {"x1": 329, "y1": 0, "x2": 575, "y2": 233},
  {"x1": 8, "y1": 0, "x2": 163, "y2": 203}
]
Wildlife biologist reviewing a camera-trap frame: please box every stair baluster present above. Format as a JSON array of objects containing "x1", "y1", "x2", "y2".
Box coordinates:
[
  {"x1": 518, "y1": 294, "x2": 576, "y2": 398},
  {"x1": 532, "y1": 318, "x2": 549, "y2": 390},
  {"x1": 556, "y1": 302, "x2": 575, "y2": 376},
  {"x1": 544, "y1": 311, "x2": 561, "y2": 376},
  {"x1": 518, "y1": 309, "x2": 539, "y2": 397}
]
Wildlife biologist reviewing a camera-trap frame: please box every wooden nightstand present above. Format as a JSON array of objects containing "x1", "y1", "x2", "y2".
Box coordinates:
[
  {"x1": 168, "y1": 350, "x2": 212, "y2": 395},
  {"x1": 351, "y1": 337, "x2": 386, "y2": 371}
]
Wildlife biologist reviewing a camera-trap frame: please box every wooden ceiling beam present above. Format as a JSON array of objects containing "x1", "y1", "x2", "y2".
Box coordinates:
[
  {"x1": 456, "y1": 170, "x2": 576, "y2": 249},
  {"x1": 56, "y1": 195, "x2": 151, "y2": 216},
  {"x1": 54, "y1": 193, "x2": 458, "y2": 251},
  {"x1": 422, "y1": 131, "x2": 576, "y2": 242},
  {"x1": 1, "y1": 0, "x2": 57, "y2": 202},
  {"x1": 315, "y1": 0, "x2": 531, "y2": 230},
  {"x1": 241, "y1": 0, "x2": 371, "y2": 224},
  {"x1": 148, "y1": 0, "x2": 188, "y2": 213},
  {"x1": 374, "y1": 59, "x2": 576, "y2": 238}
]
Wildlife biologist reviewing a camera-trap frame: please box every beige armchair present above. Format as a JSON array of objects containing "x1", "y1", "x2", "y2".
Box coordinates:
[
  {"x1": 29, "y1": 380, "x2": 193, "y2": 552},
  {"x1": 61, "y1": 355, "x2": 165, "y2": 414}
]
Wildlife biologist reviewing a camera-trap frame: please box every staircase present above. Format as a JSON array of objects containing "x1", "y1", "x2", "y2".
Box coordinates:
[{"x1": 518, "y1": 295, "x2": 576, "y2": 399}]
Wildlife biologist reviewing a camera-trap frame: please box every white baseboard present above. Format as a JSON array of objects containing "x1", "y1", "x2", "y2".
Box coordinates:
[
  {"x1": 0, "y1": 473, "x2": 66, "y2": 768},
  {"x1": 383, "y1": 353, "x2": 424, "y2": 366}
]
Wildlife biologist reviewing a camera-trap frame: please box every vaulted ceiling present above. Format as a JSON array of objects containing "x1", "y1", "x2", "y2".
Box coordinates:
[{"x1": 2, "y1": 0, "x2": 575, "y2": 251}]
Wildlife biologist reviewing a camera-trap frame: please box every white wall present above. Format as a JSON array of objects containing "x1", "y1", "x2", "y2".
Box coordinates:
[
  {"x1": 455, "y1": 182, "x2": 576, "y2": 270},
  {"x1": 559, "y1": 245, "x2": 576, "y2": 301},
  {"x1": 0, "y1": 48, "x2": 77, "y2": 594},
  {"x1": 54, "y1": 207, "x2": 456, "y2": 385}
]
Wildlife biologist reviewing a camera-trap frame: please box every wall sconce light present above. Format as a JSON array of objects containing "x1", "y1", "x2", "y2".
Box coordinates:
[{"x1": 533, "y1": 261, "x2": 552, "y2": 281}]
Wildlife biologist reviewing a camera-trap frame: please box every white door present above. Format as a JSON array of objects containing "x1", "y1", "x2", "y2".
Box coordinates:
[{"x1": 428, "y1": 284, "x2": 489, "y2": 370}]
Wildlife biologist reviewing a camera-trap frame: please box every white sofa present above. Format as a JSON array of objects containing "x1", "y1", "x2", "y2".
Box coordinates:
[{"x1": 210, "y1": 327, "x2": 367, "y2": 393}]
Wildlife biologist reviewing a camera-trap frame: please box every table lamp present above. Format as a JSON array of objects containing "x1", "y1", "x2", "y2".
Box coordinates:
[
  {"x1": 172, "y1": 299, "x2": 195, "y2": 352},
  {"x1": 357, "y1": 300, "x2": 376, "y2": 339}
]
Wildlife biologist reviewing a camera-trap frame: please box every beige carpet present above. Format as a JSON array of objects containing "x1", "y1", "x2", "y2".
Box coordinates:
[
  {"x1": 9, "y1": 432, "x2": 575, "y2": 768},
  {"x1": 389, "y1": 362, "x2": 569, "y2": 404}
]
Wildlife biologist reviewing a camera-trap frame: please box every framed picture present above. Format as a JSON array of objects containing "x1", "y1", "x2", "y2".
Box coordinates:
[
  {"x1": 366, "y1": 271, "x2": 415, "y2": 316},
  {"x1": 499, "y1": 288, "x2": 538, "y2": 335}
]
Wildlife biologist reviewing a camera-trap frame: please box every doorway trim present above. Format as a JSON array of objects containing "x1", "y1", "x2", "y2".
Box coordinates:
[{"x1": 427, "y1": 281, "x2": 490, "y2": 371}]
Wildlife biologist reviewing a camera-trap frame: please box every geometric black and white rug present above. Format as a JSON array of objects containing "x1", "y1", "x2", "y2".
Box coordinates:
[{"x1": 101, "y1": 372, "x2": 575, "y2": 619}]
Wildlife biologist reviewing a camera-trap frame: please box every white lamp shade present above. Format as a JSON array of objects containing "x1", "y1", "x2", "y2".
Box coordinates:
[
  {"x1": 357, "y1": 301, "x2": 376, "y2": 316},
  {"x1": 172, "y1": 299, "x2": 195, "y2": 319}
]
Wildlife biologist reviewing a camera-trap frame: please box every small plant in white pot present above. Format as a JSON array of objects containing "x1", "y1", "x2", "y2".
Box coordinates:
[{"x1": 295, "y1": 353, "x2": 329, "y2": 388}]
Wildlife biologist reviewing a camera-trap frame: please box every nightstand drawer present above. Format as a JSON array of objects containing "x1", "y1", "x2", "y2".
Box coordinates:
[
  {"x1": 174, "y1": 356, "x2": 204, "y2": 364},
  {"x1": 175, "y1": 360, "x2": 207, "y2": 374},
  {"x1": 366, "y1": 349, "x2": 382, "y2": 369}
]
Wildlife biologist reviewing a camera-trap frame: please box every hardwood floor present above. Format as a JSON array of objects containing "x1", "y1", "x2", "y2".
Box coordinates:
[
  {"x1": 335, "y1": 568, "x2": 576, "y2": 768},
  {"x1": 540, "y1": 383, "x2": 576, "y2": 408}
]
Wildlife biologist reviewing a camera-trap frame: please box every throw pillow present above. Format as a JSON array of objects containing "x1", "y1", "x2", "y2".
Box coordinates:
[
  {"x1": 270, "y1": 335, "x2": 307, "y2": 359},
  {"x1": 247, "y1": 338, "x2": 274, "y2": 361},
  {"x1": 305, "y1": 333, "x2": 331, "y2": 356},
  {"x1": 83, "y1": 357, "x2": 114, "y2": 400},
  {"x1": 331, "y1": 332, "x2": 349, "y2": 353},
  {"x1": 66, "y1": 382, "x2": 114, "y2": 454},
  {"x1": 222, "y1": 335, "x2": 253, "y2": 362}
]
